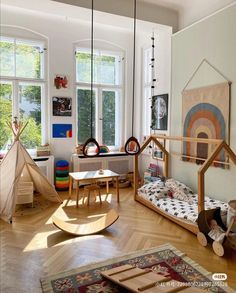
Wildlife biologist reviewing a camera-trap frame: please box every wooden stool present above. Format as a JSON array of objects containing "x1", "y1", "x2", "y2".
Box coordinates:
[
  {"x1": 96, "y1": 178, "x2": 112, "y2": 195},
  {"x1": 84, "y1": 184, "x2": 102, "y2": 206}
]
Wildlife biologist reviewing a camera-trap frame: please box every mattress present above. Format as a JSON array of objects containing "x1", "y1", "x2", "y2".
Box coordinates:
[{"x1": 138, "y1": 185, "x2": 228, "y2": 223}]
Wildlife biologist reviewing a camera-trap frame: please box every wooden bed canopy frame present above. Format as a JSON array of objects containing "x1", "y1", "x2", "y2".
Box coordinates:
[{"x1": 134, "y1": 135, "x2": 236, "y2": 234}]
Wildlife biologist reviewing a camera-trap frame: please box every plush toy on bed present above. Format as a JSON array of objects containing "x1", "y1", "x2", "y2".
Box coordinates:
[{"x1": 165, "y1": 178, "x2": 194, "y2": 204}]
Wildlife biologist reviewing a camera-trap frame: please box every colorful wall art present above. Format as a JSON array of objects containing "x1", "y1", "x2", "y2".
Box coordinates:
[
  {"x1": 52, "y1": 97, "x2": 72, "y2": 116},
  {"x1": 182, "y1": 82, "x2": 230, "y2": 167},
  {"x1": 52, "y1": 124, "x2": 72, "y2": 138},
  {"x1": 151, "y1": 94, "x2": 168, "y2": 130},
  {"x1": 54, "y1": 74, "x2": 68, "y2": 89}
]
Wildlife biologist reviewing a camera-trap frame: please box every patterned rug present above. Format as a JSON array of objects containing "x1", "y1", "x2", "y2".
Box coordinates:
[{"x1": 41, "y1": 244, "x2": 232, "y2": 293}]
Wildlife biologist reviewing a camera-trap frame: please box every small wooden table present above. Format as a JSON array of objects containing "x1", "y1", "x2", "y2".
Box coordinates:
[{"x1": 67, "y1": 170, "x2": 120, "y2": 207}]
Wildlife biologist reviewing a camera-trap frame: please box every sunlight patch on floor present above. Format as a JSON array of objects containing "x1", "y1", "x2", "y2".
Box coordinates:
[{"x1": 23, "y1": 228, "x2": 104, "y2": 252}]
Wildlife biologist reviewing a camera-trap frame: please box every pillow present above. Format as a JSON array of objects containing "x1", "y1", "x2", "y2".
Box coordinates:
[
  {"x1": 138, "y1": 180, "x2": 165, "y2": 195},
  {"x1": 138, "y1": 180, "x2": 165, "y2": 194},
  {"x1": 165, "y1": 178, "x2": 193, "y2": 195},
  {"x1": 172, "y1": 188, "x2": 193, "y2": 204}
]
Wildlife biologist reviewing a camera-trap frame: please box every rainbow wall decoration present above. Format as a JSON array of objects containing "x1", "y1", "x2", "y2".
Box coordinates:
[
  {"x1": 182, "y1": 82, "x2": 230, "y2": 167},
  {"x1": 52, "y1": 124, "x2": 72, "y2": 138}
]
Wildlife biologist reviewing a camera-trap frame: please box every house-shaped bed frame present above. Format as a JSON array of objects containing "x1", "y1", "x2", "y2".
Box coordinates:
[{"x1": 134, "y1": 135, "x2": 236, "y2": 234}]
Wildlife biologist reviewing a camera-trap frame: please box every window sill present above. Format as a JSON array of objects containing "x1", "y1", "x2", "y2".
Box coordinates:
[{"x1": 75, "y1": 151, "x2": 128, "y2": 159}]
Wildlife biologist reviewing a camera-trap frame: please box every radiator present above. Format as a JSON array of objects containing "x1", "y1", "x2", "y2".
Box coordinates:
[
  {"x1": 107, "y1": 159, "x2": 130, "y2": 175},
  {"x1": 72, "y1": 154, "x2": 132, "y2": 175}
]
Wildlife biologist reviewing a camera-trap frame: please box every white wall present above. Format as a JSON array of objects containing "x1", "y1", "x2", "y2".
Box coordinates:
[
  {"x1": 1, "y1": 2, "x2": 172, "y2": 163},
  {"x1": 171, "y1": 4, "x2": 236, "y2": 201}
]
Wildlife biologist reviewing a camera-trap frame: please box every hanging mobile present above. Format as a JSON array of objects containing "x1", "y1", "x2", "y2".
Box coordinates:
[
  {"x1": 149, "y1": 32, "x2": 157, "y2": 153},
  {"x1": 83, "y1": 0, "x2": 100, "y2": 157},
  {"x1": 124, "y1": 0, "x2": 140, "y2": 155}
]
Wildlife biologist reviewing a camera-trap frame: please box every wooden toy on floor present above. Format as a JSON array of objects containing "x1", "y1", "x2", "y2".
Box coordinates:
[
  {"x1": 197, "y1": 207, "x2": 236, "y2": 256},
  {"x1": 55, "y1": 160, "x2": 69, "y2": 191},
  {"x1": 52, "y1": 209, "x2": 119, "y2": 236},
  {"x1": 101, "y1": 264, "x2": 206, "y2": 292}
]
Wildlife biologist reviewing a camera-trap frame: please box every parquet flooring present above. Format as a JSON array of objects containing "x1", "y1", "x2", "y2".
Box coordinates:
[{"x1": 0, "y1": 187, "x2": 236, "y2": 293}]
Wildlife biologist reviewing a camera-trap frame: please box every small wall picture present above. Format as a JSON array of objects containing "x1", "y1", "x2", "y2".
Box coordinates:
[
  {"x1": 152, "y1": 135, "x2": 165, "y2": 161},
  {"x1": 151, "y1": 94, "x2": 168, "y2": 130},
  {"x1": 54, "y1": 74, "x2": 68, "y2": 89},
  {"x1": 52, "y1": 124, "x2": 72, "y2": 138},
  {"x1": 152, "y1": 148, "x2": 164, "y2": 160},
  {"x1": 52, "y1": 97, "x2": 72, "y2": 116}
]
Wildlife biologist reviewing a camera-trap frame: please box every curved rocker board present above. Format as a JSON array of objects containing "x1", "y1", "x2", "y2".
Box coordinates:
[{"x1": 52, "y1": 209, "x2": 119, "y2": 236}]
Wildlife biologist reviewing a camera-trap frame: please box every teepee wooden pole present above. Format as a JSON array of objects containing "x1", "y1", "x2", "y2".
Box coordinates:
[
  {"x1": 6, "y1": 121, "x2": 15, "y2": 135},
  {"x1": 14, "y1": 122, "x2": 28, "y2": 141}
]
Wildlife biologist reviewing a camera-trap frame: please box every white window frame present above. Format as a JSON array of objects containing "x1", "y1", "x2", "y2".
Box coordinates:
[
  {"x1": 0, "y1": 35, "x2": 47, "y2": 150},
  {"x1": 142, "y1": 46, "x2": 152, "y2": 137},
  {"x1": 75, "y1": 46, "x2": 124, "y2": 149}
]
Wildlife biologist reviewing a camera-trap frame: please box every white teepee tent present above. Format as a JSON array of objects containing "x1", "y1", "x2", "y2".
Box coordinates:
[{"x1": 0, "y1": 120, "x2": 62, "y2": 222}]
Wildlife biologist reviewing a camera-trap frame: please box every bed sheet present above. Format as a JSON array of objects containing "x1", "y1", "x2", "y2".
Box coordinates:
[{"x1": 138, "y1": 190, "x2": 228, "y2": 223}]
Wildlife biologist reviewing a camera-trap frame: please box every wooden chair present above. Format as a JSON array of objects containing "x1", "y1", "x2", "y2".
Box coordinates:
[{"x1": 84, "y1": 184, "x2": 102, "y2": 205}]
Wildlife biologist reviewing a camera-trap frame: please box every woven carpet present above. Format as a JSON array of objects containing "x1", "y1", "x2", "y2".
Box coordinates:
[{"x1": 41, "y1": 244, "x2": 232, "y2": 293}]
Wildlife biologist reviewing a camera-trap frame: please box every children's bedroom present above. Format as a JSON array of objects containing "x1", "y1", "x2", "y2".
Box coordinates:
[{"x1": 0, "y1": 0, "x2": 236, "y2": 292}]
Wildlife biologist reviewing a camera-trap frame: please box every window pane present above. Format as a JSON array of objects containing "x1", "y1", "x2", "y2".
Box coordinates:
[
  {"x1": 76, "y1": 52, "x2": 92, "y2": 83},
  {"x1": 19, "y1": 84, "x2": 42, "y2": 149},
  {"x1": 76, "y1": 51, "x2": 118, "y2": 85},
  {"x1": 144, "y1": 48, "x2": 152, "y2": 84},
  {"x1": 77, "y1": 88, "x2": 95, "y2": 143},
  {"x1": 0, "y1": 82, "x2": 13, "y2": 149},
  {"x1": 16, "y1": 41, "x2": 42, "y2": 79},
  {"x1": 98, "y1": 55, "x2": 116, "y2": 85},
  {"x1": 102, "y1": 90, "x2": 116, "y2": 146},
  {"x1": 0, "y1": 38, "x2": 14, "y2": 77},
  {"x1": 143, "y1": 86, "x2": 151, "y2": 135}
]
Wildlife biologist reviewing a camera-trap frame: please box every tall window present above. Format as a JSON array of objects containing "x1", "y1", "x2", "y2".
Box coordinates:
[
  {"x1": 75, "y1": 48, "x2": 123, "y2": 147},
  {"x1": 142, "y1": 47, "x2": 152, "y2": 137},
  {"x1": 0, "y1": 36, "x2": 46, "y2": 149}
]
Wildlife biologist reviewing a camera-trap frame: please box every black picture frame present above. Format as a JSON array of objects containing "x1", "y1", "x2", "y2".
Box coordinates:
[
  {"x1": 151, "y1": 94, "x2": 168, "y2": 130},
  {"x1": 52, "y1": 97, "x2": 72, "y2": 116}
]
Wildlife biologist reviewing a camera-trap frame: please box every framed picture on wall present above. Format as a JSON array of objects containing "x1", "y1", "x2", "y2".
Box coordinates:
[
  {"x1": 52, "y1": 97, "x2": 72, "y2": 116},
  {"x1": 152, "y1": 148, "x2": 164, "y2": 160},
  {"x1": 151, "y1": 94, "x2": 168, "y2": 130},
  {"x1": 52, "y1": 124, "x2": 72, "y2": 138},
  {"x1": 152, "y1": 136, "x2": 165, "y2": 161}
]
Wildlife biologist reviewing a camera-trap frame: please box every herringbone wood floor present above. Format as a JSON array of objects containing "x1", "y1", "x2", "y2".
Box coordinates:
[{"x1": 1, "y1": 187, "x2": 236, "y2": 293}]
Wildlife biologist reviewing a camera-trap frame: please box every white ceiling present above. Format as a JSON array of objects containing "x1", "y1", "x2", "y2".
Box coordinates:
[
  {"x1": 141, "y1": 0, "x2": 234, "y2": 12},
  {"x1": 1, "y1": 0, "x2": 235, "y2": 30},
  {"x1": 140, "y1": 0, "x2": 185, "y2": 11},
  {"x1": 141, "y1": 0, "x2": 235, "y2": 28}
]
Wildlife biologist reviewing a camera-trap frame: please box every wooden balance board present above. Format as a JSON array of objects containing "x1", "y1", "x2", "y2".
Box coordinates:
[
  {"x1": 101, "y1": 264, "x2": 206, "y2": 293},
  {"x1": 52, "y1": 209, "x2": 119, "y2": 236}
]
